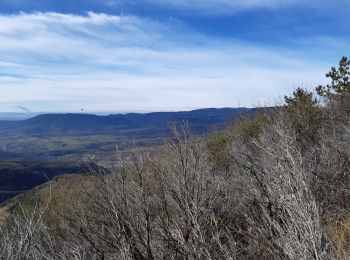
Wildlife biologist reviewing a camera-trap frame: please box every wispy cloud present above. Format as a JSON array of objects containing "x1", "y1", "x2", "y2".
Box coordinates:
[
  {"x1": 1, "y1": 0, "x2": 347, "y2": 16},
  {"x1": 15, "y1": 105, "x2": 30, "y2": 113},
  {"x1": 151, "y1": 0, "x2": 350, "y2": 14},
  {"x1": 142, "y1": 0, "x2": 305, "y2": 14},
  {"x1": 2, "y1": 0, "x2": 336, "y2": 14},
  {"x1": 0, "y1": 12, "x2": 344, "y2": 112}
]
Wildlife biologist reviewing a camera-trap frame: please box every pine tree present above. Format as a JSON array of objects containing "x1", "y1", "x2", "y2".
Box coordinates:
[
  {"x1": 284, "y1": 87, "x2": 321, "y2": 146},
  {"x1": 316, "y1": 56, "x2": 350, "y2": 96}
]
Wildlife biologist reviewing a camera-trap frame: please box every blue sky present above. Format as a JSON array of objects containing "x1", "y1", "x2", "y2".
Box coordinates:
[{"x1": 0, "y1": 0, "x2": 349, "y2": 112}]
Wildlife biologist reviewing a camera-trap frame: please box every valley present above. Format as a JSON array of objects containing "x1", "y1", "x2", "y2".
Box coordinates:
[{"x1": 0, "y1": 107, "x2": 251, "y2": 205}]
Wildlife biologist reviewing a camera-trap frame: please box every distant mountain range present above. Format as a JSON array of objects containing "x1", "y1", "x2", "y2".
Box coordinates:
[
  {"x1": 0, "y1": 108, "x2": 252, "y2": 137},
  {"x1": 0, "y1": 107, "x2": 254, "y2": 204}
]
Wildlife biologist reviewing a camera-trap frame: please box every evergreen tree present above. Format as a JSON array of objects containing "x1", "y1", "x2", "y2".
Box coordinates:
[
  {"x1": 284, "y1": 87, "x2": 321, "y2": 146},
  {"x1": 316, "y1": 56, "x2": 350, "y2": 96}
]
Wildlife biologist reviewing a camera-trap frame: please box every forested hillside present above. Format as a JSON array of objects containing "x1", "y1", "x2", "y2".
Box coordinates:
[
  {"x1": 0, "y1": 58, "x2": 349, "y2": 259},
  {"x1": 0, "y1": 161, "x2": 90, "y2": 204}
]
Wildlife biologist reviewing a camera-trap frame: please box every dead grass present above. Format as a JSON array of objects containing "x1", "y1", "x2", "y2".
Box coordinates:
[
  {"x1": 325, "y1": 215, "x2": 350, "y2": 259},
  {"x1": 0, "y1": 205, "x2": 10, "y2": 225}
]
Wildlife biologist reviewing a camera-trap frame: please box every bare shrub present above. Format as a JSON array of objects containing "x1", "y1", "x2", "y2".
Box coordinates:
[
  {"x1": 58, "y1": 125, "x2": 239, "y2": 259},
  {"x1": 0, "y1": 187, "x2": 54, "y2": 260},
  {"x1": 154, "y1": 125, "x2": 238, "y2": 259},
  {"x1": 230, "y1": 111, "x2": 334, "y2": 260},
  {"x1": 1, "y1": 105, "x2": 348, "y2": 259}
]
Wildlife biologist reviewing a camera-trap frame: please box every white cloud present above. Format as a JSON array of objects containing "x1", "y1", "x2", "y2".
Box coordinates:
[{"x1": 0, "y1": 12, "x2": 338, "y2": 112}]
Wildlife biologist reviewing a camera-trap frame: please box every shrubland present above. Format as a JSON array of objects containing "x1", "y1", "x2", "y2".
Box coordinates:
[{"x1": 0, "y1": 57, "x2": 349, "y2": 259}]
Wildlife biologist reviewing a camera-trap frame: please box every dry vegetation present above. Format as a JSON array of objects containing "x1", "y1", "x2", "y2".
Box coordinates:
[{"x1": 0, "y1": 58, "x2": 350, "y2": 259}]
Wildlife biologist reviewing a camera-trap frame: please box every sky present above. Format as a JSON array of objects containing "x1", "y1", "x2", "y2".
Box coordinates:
[{"x1": 0, "y1": 0, "x2": 349, "y2": 113}]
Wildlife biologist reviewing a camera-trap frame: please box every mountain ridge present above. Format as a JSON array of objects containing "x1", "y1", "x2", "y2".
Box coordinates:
[{"x1": 0, "y1": 107, "x2": 251, "y2": 137}]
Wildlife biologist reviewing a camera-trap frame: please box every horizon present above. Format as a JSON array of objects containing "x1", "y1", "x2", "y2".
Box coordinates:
[
  {"x1": 0, "y1": 106, "x2": 251, "y2": 121},
  {"x1": 0, "y1": 1, "x2": 348, "y2": 112},
  {"x1": 0, "y1": 106, "x2": 248, "y2": 114}
]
